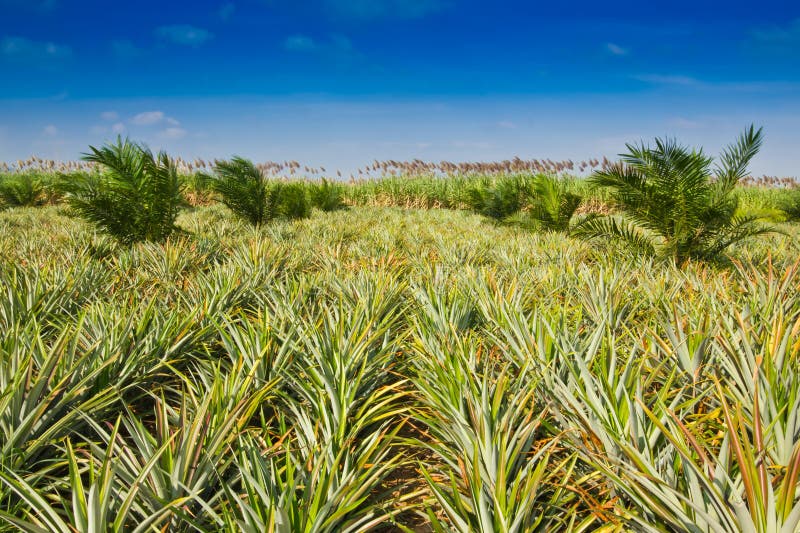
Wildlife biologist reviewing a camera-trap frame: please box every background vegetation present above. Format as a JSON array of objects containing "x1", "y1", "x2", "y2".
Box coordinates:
[{"x1": 1, "y1": 169, "x2": 796, "y2": 216}]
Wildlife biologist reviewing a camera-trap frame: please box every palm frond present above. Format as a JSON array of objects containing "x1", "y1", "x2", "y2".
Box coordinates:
[
  {"x1": 715, "y1": 125, "x2": 764, "y2": 191},
  {"x1": 529, "y1": 174, "x2": 581, "y2": 232},
  {"x1": 573, "y1": 215, "x2": 657, "y2": 257}
]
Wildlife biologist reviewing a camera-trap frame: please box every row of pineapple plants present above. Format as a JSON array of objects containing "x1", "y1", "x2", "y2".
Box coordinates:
[{"x1": 1, "y1": 200, "x2": 798, "y2": 530}]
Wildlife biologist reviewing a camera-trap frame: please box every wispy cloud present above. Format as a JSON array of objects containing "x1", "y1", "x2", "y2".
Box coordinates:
[
  {"x1": 284, "y1": 33, "x2": 358, "y2": 61},
  {"x1": 284, "y1": 35, "x2": 317, "y2": 52},
  {"x1": 100, "y1": 111, "x2": 119, "y2": 121},
  {"x1": 86, "y1": 123, "x2": 125, "y2": 136},
  {"x1": 324, "y1": 0, "x2": 447, "y2": 20},
  {"x1": 633, "y1": 73, "x2": 800, "y2": 93},
  {"x1": 129, "y1": 111, "x2": 184, "y2": 133},
  {"x1": 155, "y1": 25, "x2": 213, "y2": 46},
  {"x1": 42, "y1": 124, "x2": 58, "y2": 136},
  {"x1": 496, "y1": 120, "x2": 517, "y2": 129},
  {"x1": 0, "y1": 36, "x2": 71, "y2": 62},
  {"x1": 605, "y1": 43, "x2": 628, "y2": 56},
  {"x1": 130, "y1": 111, "x2": 165, "y2": 125},
  {"x1": 633, "y1": 74, "x2": 701, "y2": 86}
]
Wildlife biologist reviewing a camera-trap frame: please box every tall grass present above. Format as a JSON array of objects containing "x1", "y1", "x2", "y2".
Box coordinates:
[{"x1": 2, "y1": 167, "x2": 797, "y2": 218}]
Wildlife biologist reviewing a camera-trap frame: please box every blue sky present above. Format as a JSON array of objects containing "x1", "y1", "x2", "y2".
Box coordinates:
[{"x1": 1, "y1": 0, "x2": 798, "y2": 175}]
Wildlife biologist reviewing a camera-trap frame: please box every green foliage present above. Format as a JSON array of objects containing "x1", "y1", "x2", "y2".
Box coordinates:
[
  {"x1": 59, "y1": 138, "x2": 184, "y2": 244},
  {"x1": 412, "y1": 343, "x2": 578, "y2": 532},
  {"x1": 279, "y1": 181, "x2": 311, "y2": 220},
  {"x1": 309, "y1": 178, "x2": 347, "y2": 211},
  {"x1": 778, "y1": 187, "x2": 800, "y2": 220},
  {"x1": 204, "y1": 157, "x2": 312, "y2": 225},
  {"x1": 465, "y1": 174, "x2": 582, "y2": 232},
  {"x1": 467, "y1": 175, "x2": 531, "y2": 221},
  {"x1": 577, "y1": 125, "x2": 774, "y2": 263},
  {"x1": 182, "y1": 170, "x2": 216, "y2": 205},
  {"x1": 203, "y1": 157, "x2": 283, "y2": 226},
  {"x1": 344, "y1": 174, "x2": 476, "y2": 209},
  {"x1": 0, "y1": 173, "x2": 47, "y2": 208},
  {"x1": 528, "y1": 174, "x2": 582, "y2": 232}
]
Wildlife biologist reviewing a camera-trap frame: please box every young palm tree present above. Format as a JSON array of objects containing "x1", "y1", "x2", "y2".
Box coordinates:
[
  {"x1": 309, "y1": 178, "x2": 346, "y2": 211},
  {"x1": 0, "y1": 173, "x2": 47, "y2": 208},
  {"x1": 278, "y1": 182, "x2": 311, "y2": 220},
  {"x1": 577, "y1": 125, "x2": 773, "y2": 263},
  {"x1": 203, "y1": 157, "x2": 283, "y2": 226},
  {"x1": 529, "y1": 174, "x2": 582, "y2": 233},
  {"x1": 60, "y1": 138, "x2": 184, "y2": 244},
  {"x1": 467, "y1": 175, "x2": 530, "y2": 221}
]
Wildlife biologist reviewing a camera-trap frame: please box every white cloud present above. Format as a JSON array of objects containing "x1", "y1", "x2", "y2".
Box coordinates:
[
  {"x1": 605, "y1": 43, "x2": 628, "y2": 56},
  {"x1": 156, "y1": 25, "x2": 213, "y2": 46},
  {"x1": 42, "y1": 124, "x2": 58, "y2": 136},
  {"x1": 1, "y1": 36, "x2": 71, "y2": 61},
  {"x1": 100, "y1": 111, "x2": 119, "y2": 121},
  {"x1": 111, "y1": 122, "x2": 126, "y2": 134},
  {"x1": 632, "y1": 74, "x2": 799, "y2": 94},
  {"x1": 131, "y1": 111, "x2": 165, "y2": 125},
  {"x1": 159, "y1": 127, "x2": 187, "y2": 139},
  {"x1": 128, "y1": 111, "x2": 182, "y2": 130},
  {"x1": 283, "y1": 33, "x2": 358, "y2": 62}
]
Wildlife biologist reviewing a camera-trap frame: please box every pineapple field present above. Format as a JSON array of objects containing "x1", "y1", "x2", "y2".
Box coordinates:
[{"x1": 1, "y1": 132, "x2": 800, "y2": 532}]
